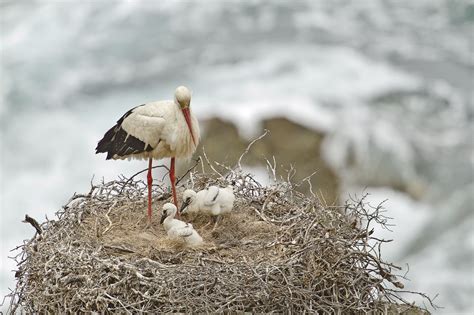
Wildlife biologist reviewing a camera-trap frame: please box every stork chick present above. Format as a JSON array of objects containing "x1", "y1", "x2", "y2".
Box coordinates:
[
  {"x1": 160, "y1": 203, "x2": 203, "y2": 247},
  {"x1": 180, "y1": 185, "x2": 235, "y2": 229}
]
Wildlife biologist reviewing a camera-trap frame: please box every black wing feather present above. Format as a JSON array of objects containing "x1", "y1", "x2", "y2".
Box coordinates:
[{"x1": 95, "y1": 104, "x2": 154, "y2": 160}]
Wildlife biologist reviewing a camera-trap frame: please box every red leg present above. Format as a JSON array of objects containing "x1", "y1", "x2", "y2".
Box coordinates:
[
  {"x1": 147, "y1": 158, "x2": 153, "y2": 222},
  {"x1": 170, "y1": 157, "x2": 179, "y2": 217}
]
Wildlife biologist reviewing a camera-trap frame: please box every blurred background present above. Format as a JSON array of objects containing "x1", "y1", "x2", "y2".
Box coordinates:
[{"x1": 1, "y1": 0, "x2": 472, "y2": 313}]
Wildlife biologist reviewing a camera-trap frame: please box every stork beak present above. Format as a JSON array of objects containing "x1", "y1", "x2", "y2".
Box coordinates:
[
  {"x1": 160, "y1": 213, "x2": 167, "y2": 224},
  {"x1": 180, "y1": 199, "x2": 191, "y2": 214},
  {"x1": 182, "y1": 108, "x2": 196, "y2": 145}
]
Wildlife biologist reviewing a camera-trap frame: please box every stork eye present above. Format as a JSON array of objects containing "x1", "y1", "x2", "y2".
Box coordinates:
[{"x1": 186, "y1": 197, "x2": 191, "y2": 202}]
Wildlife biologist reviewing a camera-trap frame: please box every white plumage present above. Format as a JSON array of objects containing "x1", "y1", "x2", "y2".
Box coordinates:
[
  {"x1": 160, "y1": 203, "x2": 203, "y2": 247},
  {"x1": 181, "y1": 185, "x2": 235, "y2": 227},
  {"x1": 96, "y1": 86, "x2": 200, "y2": 222},
  {"x1": 117, "y1": 98, "x2": 200, "y2": 160},
  {"x1": 179, "y1": 189, "x2": 208, "y2": 214},
  {"x1": 97, "y1": 86, "x2": 200, "y2": 161}
]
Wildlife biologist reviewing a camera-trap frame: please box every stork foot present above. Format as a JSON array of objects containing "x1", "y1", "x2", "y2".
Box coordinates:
[
  {"x1": 211, "y1": 216, "x2": 221, "y2": 231},
  {"x1": 145, "y1": 221, "x2": 152, "y2": 230}
]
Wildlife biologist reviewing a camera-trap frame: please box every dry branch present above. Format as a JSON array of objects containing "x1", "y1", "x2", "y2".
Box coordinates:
[
  {"x1": 22, "y1": 215, "x2": 42, "y2": 235},
  {"x1": 3, "y1": 152, "x2": 434, "y2": 314}
]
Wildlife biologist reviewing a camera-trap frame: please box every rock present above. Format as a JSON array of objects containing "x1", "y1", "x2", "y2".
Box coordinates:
[{"x1": 196, "y1": 117, "x2": 340, "y2": 204}]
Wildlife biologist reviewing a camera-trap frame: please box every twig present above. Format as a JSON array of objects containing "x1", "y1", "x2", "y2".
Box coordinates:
[
  {"x1": 22, "y1": 215, "x2": 42, "y2": 235},
  {"x1": 202, "y1": 147, "x2": 223, "y2": 177},
  {"x1": 236, "y1": 129, "x2": 269, "y2": 170},
  {"x1": 120, "y1": 164, "x2": 170, "y2": 193},
  {"x1": 176, "y1": 157, "x2": 201, "y2": 185}
]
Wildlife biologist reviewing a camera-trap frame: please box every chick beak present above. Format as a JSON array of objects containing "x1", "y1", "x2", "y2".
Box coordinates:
[
  {"x1": 160, "y1": 213, "x2": 167, "y2": 224},
  {"x1": 180, "y1": 199, "x2": 191, "y2": 214}
]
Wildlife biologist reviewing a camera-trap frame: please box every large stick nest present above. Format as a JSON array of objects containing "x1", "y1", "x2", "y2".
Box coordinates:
[{"x1": 4, "y1": 156, "x2": 432, "y2": 313}]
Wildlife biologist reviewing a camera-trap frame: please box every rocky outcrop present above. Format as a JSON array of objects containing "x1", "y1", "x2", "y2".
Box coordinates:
[{"x1": 197, "y1": 117, "x2": 340, "y2": 204}]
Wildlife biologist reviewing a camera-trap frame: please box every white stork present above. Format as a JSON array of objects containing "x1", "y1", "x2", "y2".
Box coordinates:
[
  {"x1": 160, "y1": 203, "x2": 203, "y2": 247},
  {"x1": 180, "y1": 185, "x2": 235, "y2": 228},
  {"x1": 95, "y1": 86, "x2": 200, "y2": 222}
]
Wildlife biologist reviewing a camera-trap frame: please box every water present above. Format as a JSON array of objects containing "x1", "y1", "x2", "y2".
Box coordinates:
[{"x1": 1, "y1": 0, "x2": 473, "y2": 313}]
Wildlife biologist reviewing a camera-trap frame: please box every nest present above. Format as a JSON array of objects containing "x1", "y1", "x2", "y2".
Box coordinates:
[{"x1": 4, "y1": 155, "x2": 433, "y2": 313}]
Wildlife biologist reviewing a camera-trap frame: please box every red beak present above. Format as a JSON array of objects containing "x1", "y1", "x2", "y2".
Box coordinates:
[{"x1": 182, "y1": 108, "x2": 196, "y2": 145}]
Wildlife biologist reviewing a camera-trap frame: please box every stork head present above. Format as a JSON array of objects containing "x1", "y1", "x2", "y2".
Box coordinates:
[
  {"x1": 174, "y1": 86, "x2": 196, "y2": 145},
  {"x1": 180, "y1": 189, "x2": 197, "y2": 214},
  {"x1": 175, "y1": 86, "x2": 191, "y2": 108},
  {"x1": 160, "y1": 202, "x2": 177, "y2": 224}
]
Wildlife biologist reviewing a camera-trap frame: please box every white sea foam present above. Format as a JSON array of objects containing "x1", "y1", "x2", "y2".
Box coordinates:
[{"x1": 193, "y1": 45, "x2": 419, "y2": 139}]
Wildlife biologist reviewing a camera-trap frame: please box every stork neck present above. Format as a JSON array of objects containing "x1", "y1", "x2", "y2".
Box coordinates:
[
  {"x1": 164, "y1": 211, "x2": 179, "y2": 228},
  {"x1": 163, "y1": 217, "x2": 172, "y2": 231}
]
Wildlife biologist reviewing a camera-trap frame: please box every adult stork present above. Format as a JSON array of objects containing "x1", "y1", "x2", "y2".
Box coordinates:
[{"x1": 95, "y1": 86, "x2": 200, "y2": 222}]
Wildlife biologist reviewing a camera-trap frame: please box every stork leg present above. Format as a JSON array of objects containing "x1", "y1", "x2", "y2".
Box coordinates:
[
  {"x1": 147, "y1": 158, "x2": 153, "y2": 222},
  {"x1": 212, "y1": 215, "x2": 220, "y2": 231},
  {"x1": 170, "y1": 157, "x2": 179, "y2": 217}
]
